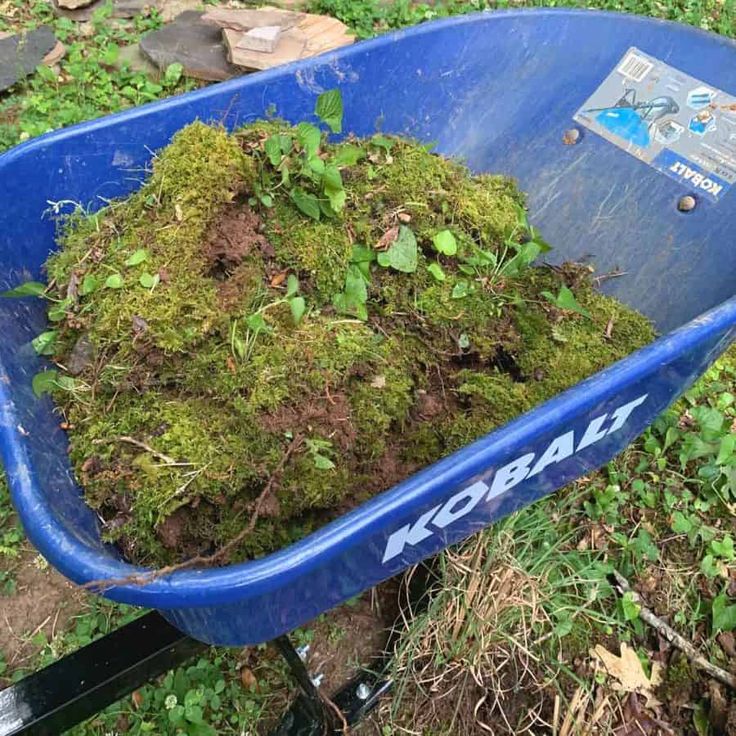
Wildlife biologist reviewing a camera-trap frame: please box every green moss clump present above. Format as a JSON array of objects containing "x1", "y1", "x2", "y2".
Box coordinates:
[{"x1": 41, "y1": 116, "x2": 654, "y2": 567}]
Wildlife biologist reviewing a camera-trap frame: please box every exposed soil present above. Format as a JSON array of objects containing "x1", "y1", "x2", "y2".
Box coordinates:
[{"x1": 0, "y1": 546, "x2": 86, "y2": 682}]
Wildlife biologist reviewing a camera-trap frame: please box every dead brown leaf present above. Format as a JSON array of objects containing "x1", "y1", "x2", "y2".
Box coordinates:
[
  {"x1": 375, "y1": 226, "x2": 399, "y2": 251},
  {"x1": 591, "y1": 643, "x2": 663, "y2": 708}
]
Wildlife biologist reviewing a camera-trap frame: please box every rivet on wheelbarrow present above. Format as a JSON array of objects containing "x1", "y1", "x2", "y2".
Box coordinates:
[
  {"x1": 677, "y1": 195, "x2": 697, "y2": 212},
  {"x1": 562, "y1": 127, "x2": 582, "y2": 145},
  {"x1": 356, "y1": 682, "x2": 372, "y2": 700}
]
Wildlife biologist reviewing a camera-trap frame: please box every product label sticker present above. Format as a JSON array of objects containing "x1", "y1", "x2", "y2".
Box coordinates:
[{"x1": 574, "y1": 48, "x2": 736, "y2": 201}]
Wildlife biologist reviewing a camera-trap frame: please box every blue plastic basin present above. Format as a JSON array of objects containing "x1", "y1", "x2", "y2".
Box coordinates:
[{"x1": 1, "y1": 9, "x2": 736, "y2": 645}]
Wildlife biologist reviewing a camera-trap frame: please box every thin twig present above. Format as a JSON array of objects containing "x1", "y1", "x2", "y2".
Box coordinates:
[
  {"x1": 612, "y1": 570, "x2": 736, "y2": 690},
  {"x1": 83, "y1": 436, "x2": 303, "y2": 591},
  {"x1": 93, "y1": 435, "x2": 179, "y2": 466}
]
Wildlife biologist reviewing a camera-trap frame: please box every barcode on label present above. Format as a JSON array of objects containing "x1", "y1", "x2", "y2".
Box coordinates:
[{"x1": 617, "y1": 51, "x2": 654, "y2": 82}]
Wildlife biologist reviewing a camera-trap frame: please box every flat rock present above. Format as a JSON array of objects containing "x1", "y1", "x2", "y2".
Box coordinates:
[
  {"x1": 224, "y1": 13, "x2": 353, "y2": 71},
  {"x1": 42, "y1": 39, "x2": 67, "y2": 67},
  {"x1": 201, "y1": 7, "x2": 303, "y2": 33},
  {"x1": 57, "y1": 0, "x2": 95, "y2": 8},
  {"x1": 140, "y1": 11, "x2": 241, "y2": 82},
  {"x1": 159, "y1": 0, "x2": 206, "y2": 22},
  {"x1": 0, "y1": 26, "x2": 57, "y2": 93},
  {"x1": 114, "y1": 43, "x2": 160, "y2": 79},
  {"x1": 51, "y1": 0, "x2": 161, "y2": 21}
]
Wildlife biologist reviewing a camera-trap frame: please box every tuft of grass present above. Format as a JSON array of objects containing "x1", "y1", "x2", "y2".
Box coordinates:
[{"x1": 0, "y1": 473, "x2": 23, "y2": 596}]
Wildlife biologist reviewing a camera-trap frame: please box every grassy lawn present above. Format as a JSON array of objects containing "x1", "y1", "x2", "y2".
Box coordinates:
[{"x1": 0, "y1": 1, "x2": 734, "y2": 734}]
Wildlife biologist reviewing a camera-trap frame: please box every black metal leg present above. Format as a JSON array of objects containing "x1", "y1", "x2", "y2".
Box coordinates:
[{"x1": 0, "y1": 612, "x2": 206, "y2": 736}]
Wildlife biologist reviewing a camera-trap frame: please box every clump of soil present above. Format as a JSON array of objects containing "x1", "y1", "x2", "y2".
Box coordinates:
[{"x1": 40, "y1": 114, "x2": 654, "y2": 567}]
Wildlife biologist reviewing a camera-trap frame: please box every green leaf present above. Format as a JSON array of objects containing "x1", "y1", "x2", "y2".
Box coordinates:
[
  {"x1": 32, "y1": 370, "x2": 58, "y2": 398},
  {"x1": 290, "y1": 188, "x2": 321, "y2": 221},
  {"x1": 371, "y1": 134, "x2": 394, "y2": 152},
  {"x1": 427, "y1": 262, "x2": 446, "y2": 281},
  {"x1": 1, "y1": 281, "x2": 46, "y2": 298},
  {"x1": 164, "y1": 62, "x2": 183, "y2": 85},
  {"x1": 315, "y1": 89, "x2": 343, "y2": 134},
  {"x1": 286, "y1": 274, "x2": 299, "y2": 298},
  {"x1": 246, "y1": 312, "x2": 270, "y2": 334},
  {"x1": 692, "y1": 704, "x2": 710, "y2": 736},
  {"x1": 297, "y1": 122, "x2": 321, "y2": 158},
  {"x1": 711, "y1": 535, "x2": 735, "y2": 561},
  {"x1": 671, "y1": 511, "x2": 693, "y2": 534},
  {"x1": 380, "y1": 226, "x2": 417, "y2": 273},
  {"x1": 124, "y1": 249, "x2": 148, "y2": 267},
  {"x1": 542, "y1": 286, "x2": 591, "y2": 319},
  {"x1": 452, "y1": 281, "x2": 471, "y2": 299},
  {"x1": 289, "y1": 296, "x2": 306, "y2": 325},
  {"x1": 621, "y1": 591, "x2": 641, "y2": 621},
  {"x1": 279, "y1": 134, "x2": 293, "y2": 155},
  {"x1": 48, "y1": 298, "x2": 72, "y2": 322},
  {"x1": 104, "y1": 274, "x2": 124, "y2": 289},
  {"x1": 80, "y1": 274, "x2": 100, "y2": 296},
  {"x1": 32, "y1": 330, "x2": 58, "y2": 356},
  {"x1": 307, "y1": 155, "x2": 325, "y2": 175},
  {"x1": 326, "y1": 186, "x2": 346, "y2": 212},
  {"x1": 260, "y1": 193, "x2": 274, "y2": 208},
  {"x1": 432, "y1": 230, "x2": 457, "y2": 256},
  {"x1": 333, "y1": 145, "x2": 364, "y2": 167},
  {"x1": 264, "y1": 135, "x2": 283, "y2": 166},
  {"x1": 712, "y1": 592, "x2": 736, "y2": 632},
  {"x1": 376, "y1": 252, "x2": 390, "y2": 268},
  {"x1": 138, "y1": 272, "x2": 159, "y2": 289},
  {"x1": 313, "y1": 453, "x2": 335, "y2": 470},
  {"x1": 322, "y1": 164, "x2": 342, "y2": 193}
]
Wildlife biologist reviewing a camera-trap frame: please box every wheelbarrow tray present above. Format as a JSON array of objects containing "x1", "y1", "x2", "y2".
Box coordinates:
[{"x1": 2, "y1": 9, "x2": 736, "y2": 646}]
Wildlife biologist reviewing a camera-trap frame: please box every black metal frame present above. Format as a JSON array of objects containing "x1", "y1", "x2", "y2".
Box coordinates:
[{"x1": 0, "y1": 612, "x2": 389, "y2": 736}]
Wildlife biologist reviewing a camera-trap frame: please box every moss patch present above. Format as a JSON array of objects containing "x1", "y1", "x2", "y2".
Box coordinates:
[{"x1": 40, "y1": 117, "x2": 654, "y2": 567}]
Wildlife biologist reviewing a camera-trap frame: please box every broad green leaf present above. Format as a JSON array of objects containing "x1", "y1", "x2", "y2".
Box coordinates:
[
  {"x1": 1, "y1": 281, "x2": 46, "y2": 298},
  {"x1": 286, "y1": 274, "x2": 299, "y2": 298},
  {"x1": 432, "y1": 230, "x2": 457, "y2": 256},
  {"x1": 297, "y1": 122, "x2": 321, "y2": 158},
  {"x1": 32, "y1": 330, "x2": 58, "y2": 356},
  {"x1": 139, "y1": 272, "x2": 159, "y2": 289},
  {"x1": 376, "y1": 252, "x2": 391, "y2": 268},
  {"x1": 264, "y1": 135, "x2": 283, "y2": 166},
  {"x1": 427, "y1": 262, "x2": 446, "y2": 281},
  {"x1": 307, "y1": 155, "x2": 325, "y2": 175},
  {"x1": 124, "y1": 249, "x2": 148, "y2": 267},
  {"x1": 380, "y1": 226, "x2": 417, "y2": 273},
  {"x1": 105, "y1": 274, "x2": 124, "y2": 289},
  {"x1": 80, "y1": 274, "x2": 99, "y2": 296},
  {"x1": 712, "y1": 592, "x2": 736, "y2": 632},
  {"x1": 371, "y1": 134, "x2": 394, "y2": 152},
  {"x1": 322, "y1": 165, "x2": 342, "y2": 193},
  {"x1": 326, "y1": 186, "x2": 346, "y2": 212},
  {"x1": 32, "y1": 370, "x2": 58, "y2": 398},
  {"x1": 289, "y1": 296, "x2": 306, "y2": 325},
  {"x1": 246, "y1": 312, "x2": 270, "y2": 334},
  {"x1": 345, "y1": 265, "x2": 367, "y2": 305},
  {"x1": 164, "y1": 62, "x2": 183, "y2": 85},
  {"x1": 711, "y1": 535, "x2": 735, "y2": 561},
  {"x1": 452, "y1": 281, "x2": 470, "y2": 299},
  {"x1": 621, "y1": 592, "x2": 641, "y2": 621},
  {"x1": 315, "y1": 89, "x2": 343, "y2": 134},
  {"x1": 48, "y1": 298, "x2": 72, "y2": 322},
  {"x1": 290, "y1": 188, "x2": 321, "y2": 221},
  {"x1": 278, "y1": 134, "x2": 293, "y2": 155},
  {"x1": 313, "y1": 453, "x2": 335, "y2": 470},
  {"x1": 260, "y1": 193, "x2": 273, "y2": 208},
  {"x1": 333, "y1": 145, "x2": 364, "y2": 167},
  {"x1": 542, "y1": 286, "x2": 591, "y2": 319}
]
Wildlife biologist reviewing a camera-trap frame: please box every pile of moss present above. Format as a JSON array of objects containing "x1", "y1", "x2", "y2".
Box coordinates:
[{"x1": 37, "y1": 94, "x2": 653, "y2": 567}]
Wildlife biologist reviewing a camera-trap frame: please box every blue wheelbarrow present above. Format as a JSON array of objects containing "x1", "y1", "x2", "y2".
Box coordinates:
[{"x1": 1, "y1": 9, "x2": 736, "y2": 648}]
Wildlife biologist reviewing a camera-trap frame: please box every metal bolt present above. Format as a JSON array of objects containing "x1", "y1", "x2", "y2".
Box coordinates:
[
  {"x1": 677, "y1": 195, "x2": 697, "y2": 212},
  {"x1": 310, "y1": 673, "x2": 324, "y2": 688},
  {"x1": 296, "y1": 644, "x2": 310, "y2": 662},
  {"x1": 356, "y1": 682, "x2": 371, "y2": 701}
]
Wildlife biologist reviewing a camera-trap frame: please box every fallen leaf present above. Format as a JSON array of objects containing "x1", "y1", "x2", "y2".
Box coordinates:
[
  {"x1": 591, "y1": 643, "x2": 663, "y2": 708},
  {"x1": 270, "y1": 270, "x2": 288, "y2": 287},
  {"x1": 375, "y1": 225, "x2": 399, "y2": 251},
  {"x1": 240, "y1": 667, "x2": 259, "y2": 691},
  {"x1": 131, "y1": 690, "x2": 143, "y2": 709}
]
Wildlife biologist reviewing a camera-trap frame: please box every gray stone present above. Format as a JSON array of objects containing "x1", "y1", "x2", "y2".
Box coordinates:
[
  {"x1": 140, "y1": 11, "x2": 241, "y2": 82},
  {"x1": 51, "y1": 0, "x2": 161, "y2": 21},
  {"x1": 0, "y1": 26, "x2": 57, "y2": 93},
  {"x1": 114, "y1": 43, "x2": 160, "y2": 79}
]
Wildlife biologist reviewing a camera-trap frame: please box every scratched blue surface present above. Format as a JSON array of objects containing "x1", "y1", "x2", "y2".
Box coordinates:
[{"x1": 1, "y1": 9, "x2": 736, "y2": 645}]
